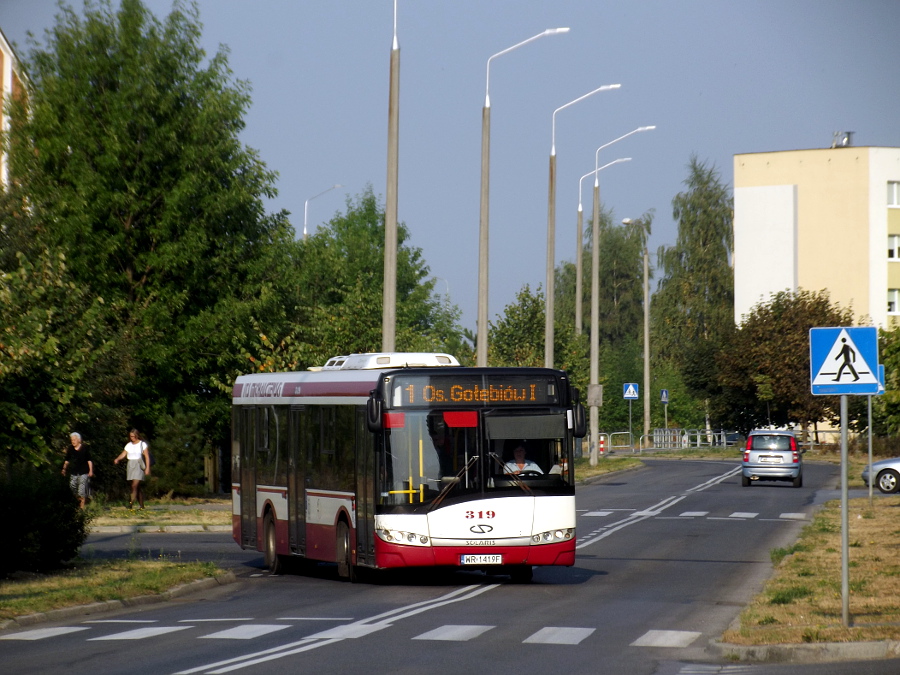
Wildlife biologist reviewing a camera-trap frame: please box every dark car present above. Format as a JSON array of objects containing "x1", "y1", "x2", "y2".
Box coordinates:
[{"x1": 741, "y1": 429, "x2": 803, "y2": 487}]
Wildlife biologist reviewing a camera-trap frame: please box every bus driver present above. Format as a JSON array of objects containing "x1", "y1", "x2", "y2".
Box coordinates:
[{"x1": 504, "y1": 442, "x2": 543, "y2": 475}]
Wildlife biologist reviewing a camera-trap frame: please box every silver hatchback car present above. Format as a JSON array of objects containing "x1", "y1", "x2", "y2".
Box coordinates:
[{"x1": 741, "y1": 429, "x2": 803, "y2": 488}]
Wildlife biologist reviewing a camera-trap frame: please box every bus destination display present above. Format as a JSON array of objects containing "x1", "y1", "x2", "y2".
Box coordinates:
[{"x1": 390, "y1": 375, "x2": 558, "y2": 407}]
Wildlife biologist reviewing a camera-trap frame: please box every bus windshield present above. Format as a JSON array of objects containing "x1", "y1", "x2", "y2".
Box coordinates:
[{"x1": 379, "y1": 409, "x2": 572, "y2": 508}]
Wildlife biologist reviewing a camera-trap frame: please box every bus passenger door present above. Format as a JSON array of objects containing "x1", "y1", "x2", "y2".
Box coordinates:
[
  {"x1": 355, "y1": 408, "x2": 375, "y2": 566},
  {"x1": 239, "y1": 407, "x2": 257, "y2": 548},
  {"x1": 288, "y1": 406, "x2": 306, "y2": 555}
]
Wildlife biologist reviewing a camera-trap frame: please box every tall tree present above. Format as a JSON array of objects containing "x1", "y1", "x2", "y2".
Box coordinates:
[
  {"x1": 5, "y1": 0, "x2": 298, "y2": 460},
  {"x1": 228, "y1": 187, "x2": 466, "y2": 376},
  {"x1": 654, "y1": 155, "x2": 734, "y2": 402},
  {"x1": 714, "y1": 289, "x2": 854, "y2": 432}
]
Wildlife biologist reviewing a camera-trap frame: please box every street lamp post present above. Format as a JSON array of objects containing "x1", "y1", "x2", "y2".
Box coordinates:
[
  {"x1": 587, "y1": 158, "x2": 631, "y2": 465},
  {"x1": 545, "y1": 84, "x2": 621, "y2": 369},
  {"x1": 477, "y1": 28, "x2": 569, "y2": 367},
  {"x1": 585, "y1": 126, "x2": 655, "y2": 462},
  {"x1": 383, "y1": 0, "x2": 400, "y2": 353},
  {"x1": 624, "y1": 216, "x2": 651, "y2": 450},
  {"x1": 575, "y1": 128, "x2": 654, "y2": 301},
  {"x1": 303, "y1": 184, "x2": 343, "y2": 240}
]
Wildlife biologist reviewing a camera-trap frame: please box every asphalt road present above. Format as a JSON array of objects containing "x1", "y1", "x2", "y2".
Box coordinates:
[{"x1": 3, "y1": 459, "x2": 900, "y2": 675}]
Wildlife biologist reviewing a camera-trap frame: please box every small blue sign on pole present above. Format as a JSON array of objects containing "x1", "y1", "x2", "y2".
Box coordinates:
[
  {"x1": 810, "y1": 327, "x2": 879, "y2": 395},
  {"x1": 623, "y1": 383, "x2": 639, "y2": 400},
  {"x1": 661, "y1": 389, "x2": 669, "y2": 405}
]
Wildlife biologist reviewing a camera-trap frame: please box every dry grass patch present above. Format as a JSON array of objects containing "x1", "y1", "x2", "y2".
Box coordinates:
[
  {"x1": 0, "y1": 559, "x2": 223, "y2": 621},
  {"x1": 90, "y1": 497, "x2": 231, "y2": 527},
  {"x1": 723, "y1": 495, "x2": 900, "y2": 645}
]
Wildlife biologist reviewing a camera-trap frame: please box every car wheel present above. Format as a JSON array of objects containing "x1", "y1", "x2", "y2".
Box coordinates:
[
  {"x1": 741, "y1": 475, "x2": 751, "y2": 487},
  {"x1": 876, "y1": 469, "x2": 900, "y2": 494},
  {"x1": 264, "y1": 513, "x2": 283, "y2": 575},
  {"x1": 792, "y1": 473, "x2": 802, "y2": 488}
]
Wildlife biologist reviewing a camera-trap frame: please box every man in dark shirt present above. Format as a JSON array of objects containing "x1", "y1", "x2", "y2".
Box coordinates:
[{"x1": 62, "y1": 432, "x2": 93, "y2": 509}]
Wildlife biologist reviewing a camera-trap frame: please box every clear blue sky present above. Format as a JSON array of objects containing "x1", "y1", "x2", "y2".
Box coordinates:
[{"x1": 4, "y1": 1, "x2": 899, "y2": 332}]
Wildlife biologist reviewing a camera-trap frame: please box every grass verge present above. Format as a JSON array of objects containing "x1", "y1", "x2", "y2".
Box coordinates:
[
  {"x1": 722, "y1": 494, "x2": 900, "y2": 644},
  {"x1": 0, "y1": 559, "x2": 224, "y2": 622},
  {"x1": 88, "y1": 497, "x2": 231, "y2": 527}
]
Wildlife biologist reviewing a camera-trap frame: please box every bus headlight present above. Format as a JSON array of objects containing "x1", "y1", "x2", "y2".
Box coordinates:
[
  {"x1": 376, "y1": 528, "x2": 430, "y2": 546},
  {"x1": 531, "y1": 528, "x2": 574, "y2": 544}
]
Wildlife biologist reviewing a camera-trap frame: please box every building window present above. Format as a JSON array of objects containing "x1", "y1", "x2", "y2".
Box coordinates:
[
  {"x1": 889, "y1": 289, "x2": 900, "y2": 314},
  {"x1": 889, "y1": 181, "x2": 900, "y2": 207},
  {"x1": 890, "y1": 235, "x2": 900, "y2": 259}
]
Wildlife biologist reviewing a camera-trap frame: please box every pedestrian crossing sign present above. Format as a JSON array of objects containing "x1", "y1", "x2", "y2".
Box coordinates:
[
  {"x1": 810, "y1": 327, "x2": 879, "y2": 395},
  {"x1": 623, "y1": 383, "x2": 639, "y2": 400}
]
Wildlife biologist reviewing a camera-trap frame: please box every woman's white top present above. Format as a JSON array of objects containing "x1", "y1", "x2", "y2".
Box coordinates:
[{"x1": 124, "y1": 441, "x2": 146, "y2": 460}]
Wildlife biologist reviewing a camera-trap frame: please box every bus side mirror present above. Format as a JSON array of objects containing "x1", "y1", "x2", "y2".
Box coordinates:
[
  {"x1": 573, "y1": 403, "x2": 587, "y2": 438},
  {"x1": 366, "y1": 397, "x2": 383, "y2": 432}
]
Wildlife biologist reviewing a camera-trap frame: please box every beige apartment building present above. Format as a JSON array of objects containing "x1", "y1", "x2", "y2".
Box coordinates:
[
  {"x1": 0, "y1": 26, "x2": 25, "y2": 186},
  {"x1": 734, "y1": 143, "x2": 900, "y2": 328}
]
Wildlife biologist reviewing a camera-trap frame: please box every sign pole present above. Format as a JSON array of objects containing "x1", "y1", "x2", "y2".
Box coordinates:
[
  {"x1": 840, "y1": 394, "x2": 849, "y2": 628},
  {"x1": 867, "y1": 395, "x2": 873, "y2": 507}
]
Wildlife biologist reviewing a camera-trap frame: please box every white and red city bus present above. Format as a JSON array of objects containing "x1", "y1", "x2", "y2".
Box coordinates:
[{"x1": 231, "y1": 352, "x2": 586, "y2": 582}]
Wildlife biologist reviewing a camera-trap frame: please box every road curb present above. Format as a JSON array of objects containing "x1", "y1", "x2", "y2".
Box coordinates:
[
  {"x1": 709, "y1": 638, "x2": 900, "y2": 663},
  {"x1": 0, "y1": 572, "x2": 237, "y2": 632}
]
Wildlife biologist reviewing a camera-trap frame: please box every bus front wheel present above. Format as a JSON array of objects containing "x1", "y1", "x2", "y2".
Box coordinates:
[
  {"x1": 336, "y1": 520, "x2": 357, "y2": 582},
  {"x1": 264, "y1": 513, "x2": 284, "y2": 575}
]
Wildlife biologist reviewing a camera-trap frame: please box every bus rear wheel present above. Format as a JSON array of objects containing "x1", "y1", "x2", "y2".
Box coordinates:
[
  {"x1": 264, "y1": 514, "x2": 284, "y2": 575},
  {"x1": 336, "y1": 520, "x2": 357, "y2": 582}
]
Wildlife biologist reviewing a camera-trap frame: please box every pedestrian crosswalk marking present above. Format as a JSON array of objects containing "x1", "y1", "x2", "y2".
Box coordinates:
[
  {"x1": 88, "y1": 626, "x2": 192, "y2": 641},
  {"x1": 729, "y1": 512, "x2": 759, "y2": 519},
  {"x1": 523, "y1": 627, "x2": 595, "y2": 645},
  {"x1": 412, "y1": 624, "x2": 494, "y2": 641},
  {"x1": 779, "y1": 513, "x2": 806, "y2": 520},
  {"x1": 679, "y1": 511, "x2": 709, "y2": 517},
  {"x1": 0, "y1": 626, "x2": 90, "y2": 640},
  {"x1": 201, "y1": 624, "x2": 290, "y2": 640},
  {"x1": 631, "y1": 629, "x2": 701, "y2": 648}
]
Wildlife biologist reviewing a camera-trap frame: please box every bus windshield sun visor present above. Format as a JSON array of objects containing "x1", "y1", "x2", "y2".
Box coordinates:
[{"x1": 485, "y1": 415, "x2": 566, "y2": 440}]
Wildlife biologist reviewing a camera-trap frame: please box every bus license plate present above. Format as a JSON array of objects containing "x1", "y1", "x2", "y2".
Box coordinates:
[{"x1": 461, "y1": 554, "x2": 502, "y2": 565}]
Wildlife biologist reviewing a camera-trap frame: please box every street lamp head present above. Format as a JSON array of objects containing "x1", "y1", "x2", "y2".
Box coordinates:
[
  {"x1": 637, "y1": 125, "x2": 656, "y2": 132},
  {"x1": 622, "y1": 218, "x2": 633, "y2": 224},
  {"x1": 545, "y1": 27, "x2": 571, "y2": 35}
]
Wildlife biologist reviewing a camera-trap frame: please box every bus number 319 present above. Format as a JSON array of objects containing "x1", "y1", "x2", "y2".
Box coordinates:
[{"x1": 466, "y1": 511, "x2": 496, "y2": 519}]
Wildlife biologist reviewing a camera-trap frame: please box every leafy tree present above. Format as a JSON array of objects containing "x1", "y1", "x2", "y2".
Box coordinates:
[
  {"x1": 714, "y1": 289, "x2": 854, "y2": 432},
  {"x1": 874, "y1": 327, "x2": 900, "y2": 435},
  {"x1": 225, "y1": 187, "x2": 466, "y2": 376},
  {"x1": 489, "y1": 285, "x2": 545, "y2": 368},
  {"x1": 654, "y1": 156, "x2": 734, "y2": 402},
  {"x1": 6, "y1": 0, "x2": 300, "y2": 463}
]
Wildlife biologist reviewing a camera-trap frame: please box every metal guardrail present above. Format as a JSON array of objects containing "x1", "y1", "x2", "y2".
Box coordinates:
[{"x1": 601, "y1": 428, "x2": 746, "y2": 453}]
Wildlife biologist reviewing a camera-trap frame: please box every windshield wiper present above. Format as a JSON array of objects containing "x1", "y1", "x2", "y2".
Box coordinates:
[{"x1": 427, "y1": 455, "x2": 479, "y2": 512}]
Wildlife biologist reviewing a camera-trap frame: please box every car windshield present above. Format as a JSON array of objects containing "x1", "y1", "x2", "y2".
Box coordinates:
[{"x1": 750, "y1": 435, "x2": 792, "y2": 451}]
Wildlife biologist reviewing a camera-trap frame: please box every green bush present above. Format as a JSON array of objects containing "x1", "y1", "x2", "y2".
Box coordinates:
[{"x1": 0, "y1": 465, "x2": 90, "y2": 578}]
